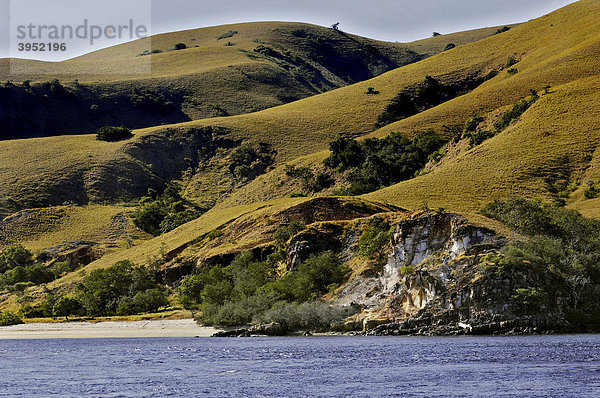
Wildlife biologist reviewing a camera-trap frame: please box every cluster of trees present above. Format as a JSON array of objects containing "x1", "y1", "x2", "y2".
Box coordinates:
[
  {"x1": 178, "y1": 249, "x2": 350, "y2": 328},
  {"x1": 133, "y1": 183, "x2": 205, "y2": 236},
  {"x1": 0, "y1": 245, "x2": 78, "y2": 291},
  {"x1": 96, "y1": 126, "x2": 133, "y2": 142},
  {"x1": 323, "y1": 130, "x2": 447, "y2": 195},
  {"x1": 376, "y1": 75, "x2": 477, "y2": 128},
  {"x1": 482, "y1": 198, "x2": 600, "y2": 326},
  {"x1": 21, "y1": 260, "x2": 169, "y2": 319},
  {"x1": 463, "y1": 90, "x2": 539, "y2": 147},
  {"x1": 230, "y1": 143, "x2": 276, "y2": 179},
  {"x1": 129, "y1": 88, "x2": 175, "y2": 114}
]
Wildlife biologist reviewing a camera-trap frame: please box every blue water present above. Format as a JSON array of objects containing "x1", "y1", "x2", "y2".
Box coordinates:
[{"x1": 0, "y1": 335, "x2": 599, "y2": 397}]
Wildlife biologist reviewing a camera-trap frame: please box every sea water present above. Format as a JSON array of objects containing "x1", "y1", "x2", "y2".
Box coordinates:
[{"x1": 0, "y1": 335, "x2": 599, "y2": 397}]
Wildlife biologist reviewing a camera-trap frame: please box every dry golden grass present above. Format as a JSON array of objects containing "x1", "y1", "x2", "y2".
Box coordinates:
[
  {"x1": 0, "y1": 204, "x2": 149, "y2": 252},
  {"x1": 367, "y1": 75, "x2": 600, "y2": 212}
]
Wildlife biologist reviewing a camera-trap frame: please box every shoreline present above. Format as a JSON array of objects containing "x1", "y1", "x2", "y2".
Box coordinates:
[{"x1": 0, "y1": 319, "x2": 221, "y2": 339}]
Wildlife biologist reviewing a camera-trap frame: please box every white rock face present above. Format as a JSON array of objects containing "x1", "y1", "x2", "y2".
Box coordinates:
[{"x1": 381, "y1": 214, "x2": 494, "y2": 305}]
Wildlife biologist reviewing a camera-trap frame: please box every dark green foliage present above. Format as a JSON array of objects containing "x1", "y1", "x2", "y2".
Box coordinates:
[
  {"x1": 174, "y1": 43, "x2": 187, "y2": 50},
  {"x1": 52, "y1": 296, "x2": 84, "y2": 320},
  {"x1": 77, "y1": 260, "x2": 167, "y2": 316},
  {"x1": 116, "y1": 288, "x2": 169, "y2": 316},
  {"x1": 0, "y1": 245, "x2": 33, "y2": 273},
  {"x1": 255, "y1": 301, "x2": 358, "y2": 331},
  {"x1": 584, "y1": 180, "x2": 600, "y2": 199},
  {"x1": 366, "y1": 87, "x2": 380, "y2": 95},
  {"x1": 493, "y1": 92, "x2": 538, "y2": 132},
  {"x1": 506, "y1": 56, "x2": 519, "y2": 68},
  {"x1": 273, "y1": 221, "x2": 306, "y2": 246},
  {"x1": 186, "y1": 250, "x2": 350, "y2": 327},
  {"x1": 217, "y1": 30, "x2": 238, "y2": 40},
  {"x1": 264, "y1": 251, "x2": 350, "y2": 302},
  {"x1": 130, "y1": 88, "x2": 174, "y2": 113},
  {"x1": 230, "y1": 143, "x2": 276, "y2": 179},
  {"x1": 0, "y1": 245, "x2": 59, "y2": 289},
  {"x1": 496, "y1": 26, "x2": 511, "y2": 34},
  {"x1": 358, "y1": 217, "x2": 394, "y2": 260},
  {"x1": 96, "y1": 126, "x2": 133, "y2": 142},
  {"x1": 432, "y1": 32, "x2": 441, "y2": 37},
  {"x1": 482, "y1": 198, "x2": 600, "y2": 320},
  {"x1": 465, "y1": 93, "x2": 539, "y2": 147},
  {"x1": 133, "y1": 182, "x2": 204, "y2": 236},
  {"x1": 0, "y1": 311, "x2": 23, "y2": 326},
  {"x1": 444, "y1": 43, "x2": 456, "y2": 51},
  {"x1": 507, "y1": 67, "x2": 518, "y2": 75},
  {"x1": 376, "y1": 75, "x2": 484, "y2": 128},
  {"x1": 324, "y1": 130, "x2": 447, "y2": 195}
]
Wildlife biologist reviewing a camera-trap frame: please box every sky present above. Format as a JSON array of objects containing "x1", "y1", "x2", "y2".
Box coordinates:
[{"x1": 0, "y1": 0, "x2": 579, "y2": 60}]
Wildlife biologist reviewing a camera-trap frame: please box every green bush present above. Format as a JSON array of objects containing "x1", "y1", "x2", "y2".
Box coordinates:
[
  {"x1": 96, "y1": 126, "x2": 133, "y2": 142},
  {"x1": 217, "y1": 30, "x2": 238, "y2": 40},
  {"x1": 188, "y1": 250, "x2": 349, "y2": 327},
  {"x1": 174, "y1": 43, "x2": 187, "y2": 50},
  {"x1": 230, "y1": 143, "x2": 276, "y2": 179},
  {"x1": 0, "y1": 245, "x2": 33, "y2": 273},
  {"x1": 254, "y1": 301, "x2": 358, "y2": 331},
  {"x1": 324, "y1": 130, "x2": 447, "y2": 195},
  {"x1": 133, "y1": 182, "x2": 204, "y2": 236},
  {"x1": 77, "y1": 260, "x2": 165, "y2": 316},
  {"x1": 0, "y1": 311, "x2": 23, "y2": 326},
  {"x1": 507, "y1": 67, "x2": 518, "y2": 75},
  {"x1": 273, "y1": 221, "x2": 306, "y2": 246},
  {"x1": 483, "y1": 197, "x2": 600, "y2": 317},
  {"x1": 358, "y1": 217, "x2": 394, "y2": 260},
  {"x1": 52, "y1": 296, "x2": 83, "y2": 320}
]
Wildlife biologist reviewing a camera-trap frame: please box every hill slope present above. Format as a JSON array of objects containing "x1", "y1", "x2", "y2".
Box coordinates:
[{"x1": 0, "y1": 23, "x2": 503, "y2": 140}]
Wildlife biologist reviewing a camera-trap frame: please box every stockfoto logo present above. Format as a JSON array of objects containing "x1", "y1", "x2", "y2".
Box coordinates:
[
  {"x1": 16, "y1": 19, "x2": 149, "y2": 45},
  {"x1": 9, "y1": 0, "x2": 152, "y2": 71}
]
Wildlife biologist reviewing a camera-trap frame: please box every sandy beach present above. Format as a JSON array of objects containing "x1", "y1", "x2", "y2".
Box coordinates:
[{"x1": 0, "y1": 319, "x2": 220, "y2": 339}]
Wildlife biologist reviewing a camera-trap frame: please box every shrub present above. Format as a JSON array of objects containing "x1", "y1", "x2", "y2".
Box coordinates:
[
  {"x1": 130, "y1": 88, "x2": 174, "y2": 113},
  {"x1": 96, "y1": 126, "x2": 133, "y2": 142},
  {"x1": 254, "y1": 301, "x2": 358, "y2": 331},
  {"x1": 366, "y1": 87, "x2": 379, "y2": 95},
  {"x1": 495, "y1": 26, "x2": 511, "y2": 34},
  {"x1": 432, "y1": 32, "x2": 441, "y2": 37},
  {"x1": 324, "y1": 130, "x2": 447, "y2": 195},
  {"x1": 217, "y1": 30, "x2": 238, "y2": 40},
  {"x1": 358, "y1": 217, "x2": 394, "y2": 260},
  {"x1": 133, "y1": 182, "x2": 204, "y2": 236},
  {"x1": 273, "y1": 221, "x2": 306, "y2": 246},
  {"x1": 0, "y1": 311, "x2": 23, "y2": 326},
  {"x1": 52, "y1": 296, "x2": 83, "y2": 320},
  {"x1": 230, "y1": 143, "x2": 276, "y2": 180},
  {"x1": 507, "y1": 67, "x2": 518, "y2": 75},
  {"x1": 444, "y1": 43, "x2": 456, "y2": 51},
  {"x1": 174, "y1": 43, "x2": 187, "y2": 50},
  {"x1": 77, "y1": 260, "x2": 165, "y2": 316},
  {"x1": 506, "y1": 56, "x2": 519, "y2": 68},
  {"x1": 0, "y1": 244, "x2": 33, "y2": 273}
]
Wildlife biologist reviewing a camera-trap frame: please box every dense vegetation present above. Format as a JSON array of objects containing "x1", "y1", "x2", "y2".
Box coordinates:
[
  {"x1": 463, "y1": 91, "x2": 539, "y2": 147},
  {"x1": 376, "y1": 75, "x2": 483, "y2": 128},
  {"x1": 133, "y1": 183, "x2": 205, "y2": 236},
  {"x1": 0, "y1": 245, "x2": 79, "y2": 290},
  {"x1": 482, "y1": 198, "x2": 600, "y2": 327},
  {"x1": 179, "y1": 249, "x2": 351, "y2": 328},
  {"x1": 230, "y1": 143, "x2": 276, "y2": 179},
  {"x1": 96, "y1": 126, "x2": 133, "y2": 142},
  {"x1": 324, "y1": 130, "x2": 447, "y2": 195},
  {"x1": 19, "y1": 260, "x2": 169, "y2": 319}
]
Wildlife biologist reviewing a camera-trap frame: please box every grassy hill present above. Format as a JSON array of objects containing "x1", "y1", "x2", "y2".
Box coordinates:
[
  {"x1": 2, "y1": 1, "x2": 600, "y2": 314},
  {"x1": 0, "y1": 22, "x2": 503, "y2": 140}
]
